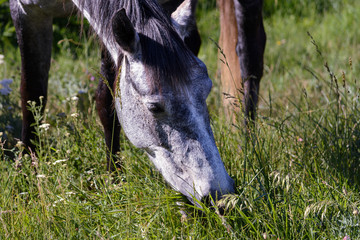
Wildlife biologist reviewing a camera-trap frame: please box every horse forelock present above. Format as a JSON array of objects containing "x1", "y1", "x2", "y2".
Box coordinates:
[
  {"x1": 139, "y1": 21, "x2": 196, "y2": 93},
  {"x1": 77, "y1": 0, "x2": 196, "y2": 93},
  {"x1": 130, "y1": 0, "x2": 196, "y2": 93}
]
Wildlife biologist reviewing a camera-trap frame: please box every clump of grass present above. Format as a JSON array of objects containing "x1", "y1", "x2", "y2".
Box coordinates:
[{"x1": 212, "y1": 30, "x2": 360, "y2": 239}]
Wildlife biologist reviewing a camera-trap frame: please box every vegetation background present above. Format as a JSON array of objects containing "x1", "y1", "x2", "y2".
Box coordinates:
[{"x1": 1, "y1": 0, "x2": 359, "y2": 238}]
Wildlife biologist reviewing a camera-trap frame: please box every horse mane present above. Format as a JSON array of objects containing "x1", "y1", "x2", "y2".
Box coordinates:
[{"x1": 77, "y1": 0, "x2": 195, "y2": 91}]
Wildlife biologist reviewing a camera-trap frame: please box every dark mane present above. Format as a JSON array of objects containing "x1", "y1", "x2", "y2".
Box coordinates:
[{"x1": 78, "y1": 0, "x2": 195, "y2": 90}]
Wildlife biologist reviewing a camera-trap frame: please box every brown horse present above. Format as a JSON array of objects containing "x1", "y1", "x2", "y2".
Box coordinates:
[{"x1": 218, "y1": 0, "x2": 266, "y2": 123}]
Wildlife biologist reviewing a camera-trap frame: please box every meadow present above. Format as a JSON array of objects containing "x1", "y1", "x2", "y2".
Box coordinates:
[{"x1": 1, "y1": 0, "x2": 360, "y2": 238}]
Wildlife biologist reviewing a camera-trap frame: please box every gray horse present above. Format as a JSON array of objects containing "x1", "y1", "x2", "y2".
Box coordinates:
[{"x1": 10, "y1": 0, "x2": 234, "y2": 204}]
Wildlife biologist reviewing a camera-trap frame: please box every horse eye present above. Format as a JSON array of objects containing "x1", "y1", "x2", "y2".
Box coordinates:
[{"x1": 146, "y1": 102, "x2": 165, "y2": 114}]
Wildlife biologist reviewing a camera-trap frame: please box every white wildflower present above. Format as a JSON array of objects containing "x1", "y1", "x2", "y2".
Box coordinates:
[
  {"x1": 262, "y1": 232, "x2": 268, "y2": 239},
  {"x1": 71, "y1": 113, "x2": 79, "y2": 118},
  {"x1": 354, "y1": 208, "x2": 359, "y2": 216},
  {"x1": 342, "y1": 186, "x2": 348, "y2": 196},
  {"x1": 71, "y1": 96, "x2": 79, "y2": 101},
  {"x1": 53, "y1": 159, "x2": 68, "y2": 165},
  {"x1": 36, "y1": 174, "x2": 46, "y2": 178},
  {"x1": 15, "y1": 141, "x2": 24, "y2": 148},
  {"x1": 52, "y1": 198, "x2": 64, "y2": 207},
  {"x1": 39, "y1": 123, "x2": 50, "y2": 131}
]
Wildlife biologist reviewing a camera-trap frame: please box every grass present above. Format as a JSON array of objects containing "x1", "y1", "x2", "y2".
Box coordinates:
[{"x1": 1, "y1": 0, "x2": 360, "y2": 238}]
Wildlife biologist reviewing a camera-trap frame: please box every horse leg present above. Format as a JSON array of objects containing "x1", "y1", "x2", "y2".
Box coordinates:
[
  {"x1": 233, "y1": 0, "x2": 266, "y2": 124},
  {"x1": 218, "y1": 0, "x2": 242, "y2": 117},
  {"x1": 10, "y1": 1, "x2": 53, "y2": 149},
  {"x1": 96, "y1": 49, "x2": 121, "y2": 172}
]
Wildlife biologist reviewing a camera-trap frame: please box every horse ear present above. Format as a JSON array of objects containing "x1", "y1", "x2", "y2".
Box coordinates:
[
  {"x1": 112, "y1": 9, "x2": 139, "y2": 54},
  {"x1": 171, "y1": 0, "x2": 197, "y2": 39}
]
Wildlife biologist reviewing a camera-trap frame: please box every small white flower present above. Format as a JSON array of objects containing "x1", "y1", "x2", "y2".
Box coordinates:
[
  {"x1": 71, "y1": 96, "x2": 79, "y2": 101},
  {"x1": 52, "y1": 198, "x2": 64, "y2": 207},
  {"x1": 262, "y1": 232, "x2": 268, "y2": 239},
  {"x1": 53, "y1": 159, "x2": 68, "y2": 165},
  {"x1": 39, "y1": 123, "x2": 50, "y2": 131},
  {"x1": 36, "y1": 174, "x2": 46, "y2": 178},
  {"x1": 354, "y1": 208, "x2": 359, "y2": 216},
  {"x1": 15, "y1": 141, "x2": 24, "y2": 148},
  {"x1": 71, "y1": 113, "x2": 79, "y2": 118}
]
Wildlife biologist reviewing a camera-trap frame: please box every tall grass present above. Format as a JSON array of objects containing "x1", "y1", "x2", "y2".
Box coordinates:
[
  {"x1": 1, "y1": 0, "x2": 360, "y2": 239},
  {"x1": 263, "y1": 0, "x2": 353, "y2": 17}
]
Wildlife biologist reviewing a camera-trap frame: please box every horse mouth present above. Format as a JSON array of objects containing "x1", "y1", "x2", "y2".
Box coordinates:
[{"x1": 144, "y1": 145, "x2": 234, "y2": 205}]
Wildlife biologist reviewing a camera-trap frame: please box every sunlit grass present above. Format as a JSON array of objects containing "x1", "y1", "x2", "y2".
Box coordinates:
[{"x1": 1, "y1": 0, "x2": 360, "y2": 239}]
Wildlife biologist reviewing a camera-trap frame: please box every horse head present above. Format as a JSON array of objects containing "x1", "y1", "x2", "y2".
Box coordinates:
[{"x1": 111, "y1": 0, "x2": 234, "y2": 204}]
